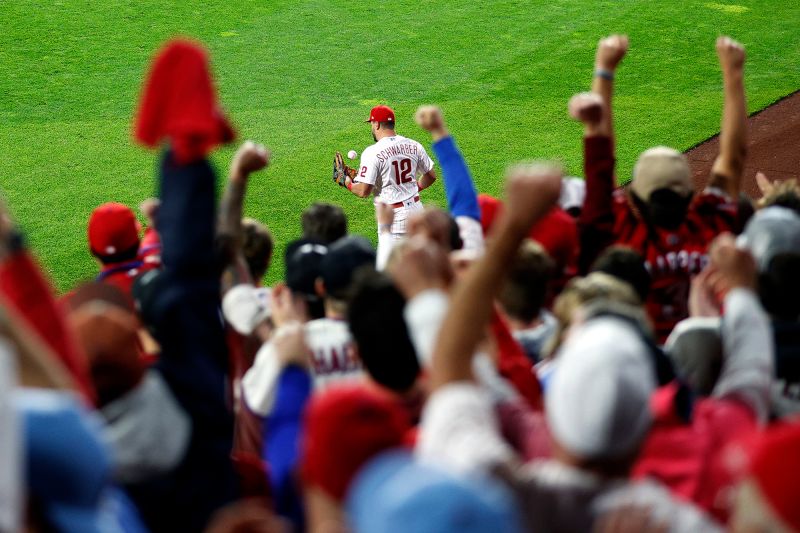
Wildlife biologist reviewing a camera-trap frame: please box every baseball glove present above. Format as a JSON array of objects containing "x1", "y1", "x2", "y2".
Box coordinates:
[{"x1": 333, "y1": 151, "x2": 357, "y2": 187}]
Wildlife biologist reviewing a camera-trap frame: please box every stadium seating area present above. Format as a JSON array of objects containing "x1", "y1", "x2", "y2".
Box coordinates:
[{"x1": 2, "y1": 34, "x2": 800, "y2": 533}]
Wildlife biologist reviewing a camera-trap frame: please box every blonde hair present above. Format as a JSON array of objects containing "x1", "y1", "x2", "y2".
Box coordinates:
[
  {"x1": 543, "y1": 272, "x2": 642, "y2": 359},
  {"x1": 758, "y1": 178, "x2": 800, "y2": 212}
]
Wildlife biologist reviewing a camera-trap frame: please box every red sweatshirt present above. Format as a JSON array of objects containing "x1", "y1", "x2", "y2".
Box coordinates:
[
  {"x1": 0, "y1": 251, "x2": 95, "y2": 403},
  {"x1": 580, "y1": 136, "x2": 737, "y2": 341}
]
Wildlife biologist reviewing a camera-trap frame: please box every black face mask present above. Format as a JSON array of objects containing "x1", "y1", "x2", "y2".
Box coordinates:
[{"x1": 634, "y1": 189, "x2": 692, "y2": 230}]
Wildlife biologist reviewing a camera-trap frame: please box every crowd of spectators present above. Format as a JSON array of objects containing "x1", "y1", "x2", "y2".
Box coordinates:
[{"x1": 1, "y1": 33, "x2": 799, "y2": 533}]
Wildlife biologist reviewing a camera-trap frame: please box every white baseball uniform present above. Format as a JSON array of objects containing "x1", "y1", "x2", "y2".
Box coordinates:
[
  {"x1": 356, "y1": 135, "x2": 434, "y2": 237},
  {"x1": 242, "y1": 318, "x2": 363, "y2": 417}
]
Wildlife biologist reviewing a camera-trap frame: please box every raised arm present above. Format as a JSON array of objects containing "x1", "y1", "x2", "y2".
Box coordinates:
[
  {"x1": 707, "y1": 234, "x2": 772, "y2": 421},
  {"x1": 416, "y1": 105, "x2": 480, "y2": 221},
  {"x1": 218, "y1": 141, "x2": 270, "y2": 250},
  {"x1": 709, "y1": 37, "x2": 747, "y2": 199},
  {"x1": 591, "y1": 35, "x2": 628, "y2": 147},
  {"x1": 430, "y1": 164, "x2": 562, "y2": 389},
  {"x1": 570, "y1": 92, "x2": 617, "y2": 272},
  {"x1": 218, "y1": 141, "x2": 270, "y2": 290}
]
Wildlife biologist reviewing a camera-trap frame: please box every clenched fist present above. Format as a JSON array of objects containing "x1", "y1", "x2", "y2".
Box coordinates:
[
  {"x1": 504, "y1": 162, "x2": 563, "y2": 233},
  {"x1": 568, "y1": 92, "x2": 605, "y2": 125},
  {"x1": 716, "y1": 36, "x2": 745, "y2": 74},
  {"x1": 595, "y1": 34, "x2": 629, "y2": 72},
  {"x1": 231, "y1": 140, "x2": 270, "y2": 181},
  {"x1": 415, "y1": 105, "x2": 449, "y2": 141},
  {"x1": 708, "y1": 233, "x2": 757, "y2": 292}
]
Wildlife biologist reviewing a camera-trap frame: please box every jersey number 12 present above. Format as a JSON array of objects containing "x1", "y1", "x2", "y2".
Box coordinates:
[{"x1": 391, "y1": 158, "x2": 413, "y2": 184}]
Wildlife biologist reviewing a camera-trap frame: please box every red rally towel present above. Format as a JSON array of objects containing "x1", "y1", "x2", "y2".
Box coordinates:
[{"x1": 134, "y1": 38, "x2": 235, "y2": 163}]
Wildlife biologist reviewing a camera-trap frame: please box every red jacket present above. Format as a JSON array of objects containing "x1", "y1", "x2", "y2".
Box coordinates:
[
  {"x1": 0, "y1": 251, "x2": 95, "y2": 403},
  {"x1": 634, "y1": 382, "x2": 757, "y2": 524},
  {"x1": 580, "y1": 136, "x2": 736, "y2": 341},
  {"x1": 478, "y1": 194, "x2": 579, "y2": 283}
]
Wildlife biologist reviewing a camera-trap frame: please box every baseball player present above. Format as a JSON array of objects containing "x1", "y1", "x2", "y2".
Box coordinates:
[{"x1": 333, "y1": 105, "x2": 437, "y2": 238}]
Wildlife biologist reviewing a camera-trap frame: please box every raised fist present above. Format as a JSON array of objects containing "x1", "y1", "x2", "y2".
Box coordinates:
[
  {"x1": 273, "y1": 321, "x2": 311, "y2": 368},
  {"x1": 568, "y1": 92, "x2": 605, "y2": 125},
  {"x1": 231, "y1": 140, "x2": 270, "y2": 180},
  {"x1": 389, "y1": 236, "x2": 452, "y2": 299},
  {"x1": 504, "y1": 162, "x2": 562, "y2": 232},
  {"x1": 595, "y1": 34, "x2": 629, "y2": 71},
  {"x1": 716, "y1": 36, "x2": 745, "y2": 73},
  {"x1": 374, "y1": 199, "x2": 395, "y2": 228},
  {"x1": 708, "y1": 233, "x2": 757, "y2": 292},
  {"x1": 139, "y1": 198, "x2": 160, "y2": 228},
  {"x1": 415, "y1": 105, "x2": 446, "y2": 133},
  {"x1": 408, "y1": 208, "x2": 452, "y2": 250}
]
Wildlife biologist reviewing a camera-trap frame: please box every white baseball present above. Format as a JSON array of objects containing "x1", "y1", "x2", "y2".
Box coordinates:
[{"x1": 347, "y1": 150, "x2": 358, "y2": 160}]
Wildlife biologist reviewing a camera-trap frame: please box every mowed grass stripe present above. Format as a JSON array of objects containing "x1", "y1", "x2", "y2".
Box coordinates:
[{"x1": 0, "y1": 0, "x2": 798, "y2": 290}]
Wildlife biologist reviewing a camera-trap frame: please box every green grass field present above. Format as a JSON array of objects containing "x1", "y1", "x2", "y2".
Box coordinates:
[{"x1": 1, "y1": 0, "x2": 798, "y2": 291}]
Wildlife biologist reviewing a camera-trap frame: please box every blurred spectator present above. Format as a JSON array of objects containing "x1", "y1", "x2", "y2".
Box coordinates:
[
  {"x1": 591, "y1": 245, "x2": 651, "y2": 302},
  {"x1": 730, "y1": 422, "x2": 800, "y2": 533},
  {"x1": 301, "y1": 202, "x2": 348, "y2": 244},
  {"x1": 347, "y1": 451, "x2": 523, "y2": 533},
  {"x1": 739, "y1": 206, "x2": 800, "y2": 417},
  {"x1": 497, "y1": 240, "x2": 557, "y2": 363},
  {"x1": 88, "y1": 202, "x2": 154, "y2": 297}
]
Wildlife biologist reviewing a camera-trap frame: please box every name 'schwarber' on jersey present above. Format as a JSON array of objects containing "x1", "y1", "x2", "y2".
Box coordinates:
[{"x1": 356, "y1": 135, "x2": 435, "y2": 204}]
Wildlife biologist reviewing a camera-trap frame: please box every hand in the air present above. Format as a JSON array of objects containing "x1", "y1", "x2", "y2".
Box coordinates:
[
  {"x1": 595, "y1": 34, "x2": 629, "y2": 72},
  {"x1": 716, "y1": 36, "x2": 745, "y2": 75},
  {"x1": 375, "y1": 199, "x2": 394, "y2": 230},
  {"x1": 273, "y1": 321, "x2": 311, "y2": 368},
  {"x1": 415, "y1": 105, "x2": 446, "y2": 131},
  {"x1": 231, "y1": 141, "x2": 270, "y2": 182},
  {"x1": 389, "y1": 236, "x2": 452, "y2": 299},
  {"x1": 569, "y1": 92, "x2": 605, "y2": 125},
  {"x1": 503, "y1": 162, "x2": 563, "y2": 233},
  {"x1": 708, "y1": 232, "x2": 757, "y2": 293}
]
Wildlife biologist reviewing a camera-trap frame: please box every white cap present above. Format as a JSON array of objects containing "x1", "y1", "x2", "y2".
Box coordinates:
[
  {"x1": 546, "y1": 317, "x2": 655, "y2": 460},
  {"x1": 559, "y1": 177, "x2": 586, "y2": 212},
  {"x1": 738, "y1": 206, "x2": 800, "y2": 272},
  {"x1": 222, "y1": 285, "x2": 271, "y2": 336},
  {"x1": 631, "y1": 146, "x2": 692, "y2": 201}
]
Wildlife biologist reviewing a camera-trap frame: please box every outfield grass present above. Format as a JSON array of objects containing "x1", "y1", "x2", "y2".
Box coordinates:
[{"x1": 1, "y1": 0, "x2": 798, "y2": 291}]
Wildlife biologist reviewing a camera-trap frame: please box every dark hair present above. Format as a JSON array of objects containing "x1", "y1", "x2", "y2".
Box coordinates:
[
  {"x1": 759, "y1": 253, "x2": 800, "y2": 320},
  {"x1": 301, "y1": 203, "x2": 348, "y2": 244},
  {"x1": 498, "y1": 240, "x2": 554, "y2": 323},
  {"x1": 591, "y1": 246, "x2": 651, "y2": 303},
  {"x1": 93, "y1": 243, "x2": 139, "y2": 265},
  {"x1": 378, "y1": 120, "x2": 395, "y2": 130},
  {"x1": 347, "y1": 271, "x2": 419, "y2": 393},
  {"x1": 242, "y1": 218, "x2": 274, "y2": 283}
]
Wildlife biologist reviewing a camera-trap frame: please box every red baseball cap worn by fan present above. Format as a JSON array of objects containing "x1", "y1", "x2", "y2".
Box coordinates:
[
  {"x1": 301, "y1": 384, "x2": 411, "y2": 501},
  {"x1": 366, "y1": 105, "x2": 395, "y2": 123},
  {"x1": 87, "y1": 202, "x2": 155, "y2": 299},
  {"x1": 88, "y1": 203, "x2": 140, "y2": 259}
]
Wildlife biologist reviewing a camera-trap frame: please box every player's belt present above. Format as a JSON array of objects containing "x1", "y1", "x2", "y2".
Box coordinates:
[{"x1": 390, "y1": 195, "x2": 420, "y2": 208}]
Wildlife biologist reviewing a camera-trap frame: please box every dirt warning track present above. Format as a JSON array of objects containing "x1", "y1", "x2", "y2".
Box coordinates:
[{"x1": 686, "y1": 90, "x2": 800, "y2": 199}]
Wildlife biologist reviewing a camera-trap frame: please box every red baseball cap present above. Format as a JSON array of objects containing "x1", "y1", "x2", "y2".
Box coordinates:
[
  {"x1": 88, "y1": 203, "x2": 140, "y2": 257},
  {"x1": 301, "y1": 384, "x2": 411, "y2": 501},
  {"x1": 366, "y1": 105, "x2": 395, "y2": 123}
]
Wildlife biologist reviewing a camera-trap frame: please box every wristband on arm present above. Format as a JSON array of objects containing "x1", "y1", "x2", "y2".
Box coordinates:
[
  {"x1": 346, "y1": 180, "x2": 353, "y2": 191},
  {"x1": 595, "y1": 69, "x2": 614, "y2": 81}
]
